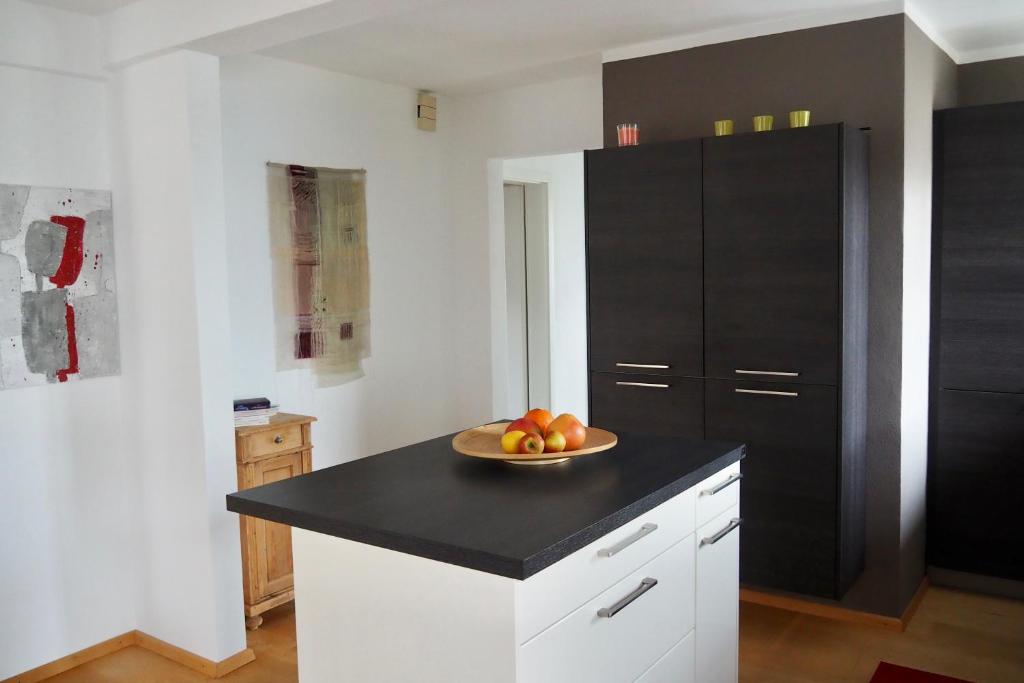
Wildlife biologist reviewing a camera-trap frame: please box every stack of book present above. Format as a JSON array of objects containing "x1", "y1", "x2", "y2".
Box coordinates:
[{"x1": 234, "y1": 397, "x2": 279, "y2": 427}]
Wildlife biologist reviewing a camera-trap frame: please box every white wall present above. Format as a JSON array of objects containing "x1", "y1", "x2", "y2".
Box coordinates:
[
  {"x1": 220, "y1": 54, "x2": 468, "y2": 466},
  {"x1": 110, "y1": 49, "x2": 245, "y2": 662},
  {"x1": 0, "y1": 9, "x2": 139, "y2": 679},
  {"x1": 900, "y1": 17, "x2": 957, "y2": 607},
  {"x1": 502, "y1": 153, "x2": 588, "y2": 422},
  {"x1": 448, "y1": 74, "x2": 603, "y2": 423}
]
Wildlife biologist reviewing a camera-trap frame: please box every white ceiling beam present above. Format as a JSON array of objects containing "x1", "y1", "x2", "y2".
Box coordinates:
[{"x1": 101, "y1": 0, "x2": 446, "y2": 68}]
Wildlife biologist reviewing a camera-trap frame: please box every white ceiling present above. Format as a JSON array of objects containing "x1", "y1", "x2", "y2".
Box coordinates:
[
  {"x1": 24, "y1": 0, "x2": 1024, "y2": 93},
  {"x1": 27, "y1": 0, "x2": 138, "y2": 15},
  {"x1": 257, "y1": 0, "x2": 1024, "y2": 94}
]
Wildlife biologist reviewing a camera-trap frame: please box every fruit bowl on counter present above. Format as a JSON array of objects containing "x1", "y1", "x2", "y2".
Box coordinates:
[{"x1": 452, "y1": 409, "x2": 618, "y2": 465}]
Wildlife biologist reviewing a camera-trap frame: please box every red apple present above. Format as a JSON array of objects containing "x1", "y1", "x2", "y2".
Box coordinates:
[
  {"x1": 544, "y1": 430, "x2": 566, "y2": 453},
  {"x1": 518, "y1": 433, "x2": 544, "y2": 455},
  {"x1": 505, "y1": 418, "x2": 542, "y2": 436}
]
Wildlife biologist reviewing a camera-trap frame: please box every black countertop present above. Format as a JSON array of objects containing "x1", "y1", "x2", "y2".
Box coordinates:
[{"x1": 226, "y1": 425, "x2": 744, "y2": 579}]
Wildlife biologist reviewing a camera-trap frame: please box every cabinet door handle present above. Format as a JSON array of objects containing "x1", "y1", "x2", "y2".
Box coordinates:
[
  {"x1": 734, "y1": 388, "x2": 798, "y2": 397},
  {"x1": 617, "y1": 362, "x2": 670, "y2": 369},
  {"x1": 735, "y1": 369, "x2": 800, "y2": 377},
  {"x1": 700, "y1": 518, "x2": 742, "y2": 547},
  {"x1": 274, "y1": 435, "x2": 284, "y2": 444},
  {"x1": 597, "y1": 577, "x2": 658, "y2": 618},
  {"x1": 701, "y1": 472, "x2": 743, "y2": 496},
  {"x1": 598, "y1": 522, "x2": 658, "y2": 557},
  {"x1": 616, "y1": 381, "x2": 670, "y2": 389}
]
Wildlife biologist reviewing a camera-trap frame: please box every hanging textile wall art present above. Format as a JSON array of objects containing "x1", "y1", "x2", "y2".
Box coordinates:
[
  {"x1": 0, "y1": 183, "x2": 119, "y2": 389},
  {"x1": 267, "y1": 164, "x2": 370, "y2": 385}
]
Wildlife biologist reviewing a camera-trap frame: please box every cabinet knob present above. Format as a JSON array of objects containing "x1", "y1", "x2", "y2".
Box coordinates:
[{"x1": 274, "y1": 435, "x2": 284, "y2": 444}]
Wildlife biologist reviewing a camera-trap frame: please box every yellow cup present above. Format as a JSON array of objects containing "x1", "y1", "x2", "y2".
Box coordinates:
[
  {"x1": 714, "y1": 119, "x2": 734, "y2": 136},
  {"x1": 752, "y1": 115, "x2": 774, "y2": 132},
  {"x1": 789, "y1": 110, "x2": 811, "y2": 128}
]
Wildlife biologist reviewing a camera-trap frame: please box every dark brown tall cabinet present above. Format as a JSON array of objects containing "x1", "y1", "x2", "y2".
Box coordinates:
[
  {"x1": 587, "y1": 123, "x2": 868, "y2": 600},
  {"x1": 929, "y1": 101, "x2": 1024, "y2": 583}
]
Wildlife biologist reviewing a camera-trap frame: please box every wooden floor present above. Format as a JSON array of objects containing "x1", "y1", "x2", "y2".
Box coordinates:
[{"x1": 44, "y1": 586, "x2": 1024, "y2": 682}]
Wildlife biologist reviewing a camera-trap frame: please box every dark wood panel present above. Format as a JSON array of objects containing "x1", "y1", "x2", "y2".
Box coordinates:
[
  {"x1": 705, "y1": 378, "x2": 840, "y2": 598},
  {"x1": 586, "y1": 141, "x2": 703, "y2": 377},
  {"x1": 929, "y1": 389, "x2": 1024, "y2": 581},
  {"x1": 703, "y1": 125, "x2": 840, "y2": 385},
  {"x1": 590, "y1": 372, "x2": 703, "y2": 439},
  {"x1": 935, "y1": 102, "x2": 1024, "y2": 393}
]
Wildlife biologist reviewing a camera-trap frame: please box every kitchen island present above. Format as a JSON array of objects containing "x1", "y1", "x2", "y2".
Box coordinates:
[{"x1": 227, "y1": 424, "x2": 744, "y2": 683}]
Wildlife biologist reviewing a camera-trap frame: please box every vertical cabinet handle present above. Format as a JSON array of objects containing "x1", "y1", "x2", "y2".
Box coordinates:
[
  {"x1": 700, "y1": 518, "x2": 742, "y2": 547},
  {"x1": 598, "y1": 522, "x2": 658, "y2": 557},
  {"x1": 701, "y1": 472, "x2": 742, "y2": 496},
  {"x1": 597, "y1": 577, "x2": 658, "y2": 618}
]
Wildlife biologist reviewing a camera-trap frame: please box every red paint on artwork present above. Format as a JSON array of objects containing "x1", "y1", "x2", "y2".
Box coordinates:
[
  {"x1": 56, "y1": 303, "x2": 79, "y2": 382},
  {"x1": 49, "y1": 215, "x2": 86, "y2": 287}
]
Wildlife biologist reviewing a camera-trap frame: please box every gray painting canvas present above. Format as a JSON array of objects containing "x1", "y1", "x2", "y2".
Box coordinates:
[{"x1": 0, "y1": 184, "x2": 119, "y2": 389}]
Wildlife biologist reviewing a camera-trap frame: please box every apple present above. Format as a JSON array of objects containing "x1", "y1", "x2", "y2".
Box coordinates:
[
  {"x1": 518, "y1": 433, "x2": 545, "y2": 455},
  {"x1": 505, "y1": 418, "x2": 542, "y2": 436},
  {"x1": 547, "y1": 413, "x2": 586, "y2": 450},
  {"x1": 524, "y1": 408, "x2": 554, "y2": 433},
  {"x1": 544, "y1": 430, "x2": 566, "y2": 453},
  {"x1": 501, "y1": 430, "x2": 526, "y2": 454}
]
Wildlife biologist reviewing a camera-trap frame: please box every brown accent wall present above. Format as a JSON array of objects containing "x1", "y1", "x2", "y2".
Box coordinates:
[
  {"x1": 958, "y1": 56, "x2": 1024, "y2": 107},
  {"x1": 602, "y1": 14, "x2": 910, "y2": 616}
]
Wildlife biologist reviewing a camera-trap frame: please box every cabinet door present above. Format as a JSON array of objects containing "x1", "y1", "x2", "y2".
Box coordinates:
[
  {"x1": 590, "y1": 372, "x2": 703, "y2": 439},
  {"x1": 586, "y1": 141, "x2": 703, "y2": 377},
  {"x1": 695, "y1": 505, "x2": 740, "y2": 683},
  {"x1": 930, "y1": 390, "x2": 1024, "y2": 581},
  {"x1": 936, "y1": 103, "x2": 1024, "y2": 393},
  {"x1": 703, "y1": 125, "x2": 840, "y2": 385},
  {"x1": 705, "y1": 379, "x2": 839, "y2": 598},
  {"x1": 253, "y1": 451, "x2": 306, "y2": 598}
]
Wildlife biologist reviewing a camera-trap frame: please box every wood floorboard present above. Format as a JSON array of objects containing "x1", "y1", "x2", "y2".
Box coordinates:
[{"x1": 40, "y1": 587, "x2": 1024, "y2": 682}]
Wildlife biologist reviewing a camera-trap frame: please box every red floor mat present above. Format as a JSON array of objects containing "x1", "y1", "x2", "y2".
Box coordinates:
[{"x1": 870, "y1": 662, "x2": 974, "y2": 683}]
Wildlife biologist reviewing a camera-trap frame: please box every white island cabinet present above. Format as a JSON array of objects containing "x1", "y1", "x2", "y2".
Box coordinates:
[{"x1": 290, "y1": 461, "x2": 741, "y2": 683}]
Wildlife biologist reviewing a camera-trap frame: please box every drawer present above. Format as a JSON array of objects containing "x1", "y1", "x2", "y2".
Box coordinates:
[
  {"x1": 695, "y1": 462, "x2": 741, "y2": 527},
  {"x1": 517, "y1": 487, "x2": 695, "y2": 643},
  {"x1": 518, "y1": 536, "x2": 695, "y2": 683},
  {"x1": 696, "y1": 505, "x2": 740, "y2": 683},
  {"x1": 246, "y1": 424, "x2": 304, "y2": 459},
  {"x1": 635, "y1": 631, "x2": 695, "y2": 683},
  {"x1": 590, "y1": 372, "x2": 704, "y2": 439}
]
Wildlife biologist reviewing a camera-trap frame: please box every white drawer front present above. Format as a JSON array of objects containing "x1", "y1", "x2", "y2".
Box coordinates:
[
  {"x1": 635, "y1": 630, "x2": 695, "y2": 683},
  {"x1": 695, "y1": 504, "x2": 740, "y2": 683},
  {"x1": 518, "y1": 535, "x2": 695, "y2": 683},
  {"x1": 695, "y1": 461, "x2": 741, "y2": 527},
  {"x1": 517, "y1": 488, "x2": 695, "y2": 643}
]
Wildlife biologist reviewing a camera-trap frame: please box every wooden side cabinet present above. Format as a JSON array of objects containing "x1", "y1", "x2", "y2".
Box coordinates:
[{"x1": 236, "y1": 413, "x2": 315, "y2": 629}]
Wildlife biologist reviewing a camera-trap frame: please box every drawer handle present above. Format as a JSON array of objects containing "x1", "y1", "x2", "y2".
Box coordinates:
[
  {"x1": 616, "y1": 363, "x2": 670, "y2": 369},
  {"x1": 735, "y1": 369, "x2": 800, "y2": 377},
  {"x1": 598, "y1": 522, "x2": 658, "y2": 558},
  {"x1": 700, "y1": 518, "x2": 742, "y2": 547},
  {"x1": 274, "y1": 435, "x2": 284, "y2": 444},
  {"x1": 734, "y1": 388, "x2": 798, "y2": 397},
  {"x1": 616, "y1": 381, "x2": 670, "y2": 389},
  {"x1": 701, "y1": 472, "x2": 742, "y2": 496},
  {"x1": 597, "y1": 577, "x2": 658, "y2": 618}
]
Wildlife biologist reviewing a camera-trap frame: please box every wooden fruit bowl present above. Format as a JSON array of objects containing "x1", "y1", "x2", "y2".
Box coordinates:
[{"x1": 452, "y1": 422, "x2": 618, "y2": 465}]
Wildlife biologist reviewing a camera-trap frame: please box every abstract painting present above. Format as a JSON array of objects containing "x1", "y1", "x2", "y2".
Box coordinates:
[
  {"x1": 267, "y1": 163, "x2": 370, "y2": 386},
  {"x1": 0, "y1": 184, "x2": 119, "y2": 389}
]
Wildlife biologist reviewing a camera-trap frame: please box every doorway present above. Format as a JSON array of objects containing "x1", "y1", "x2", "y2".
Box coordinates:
[{"x1": 503, "y1": 181, "x2": 550, "y2": 415}]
